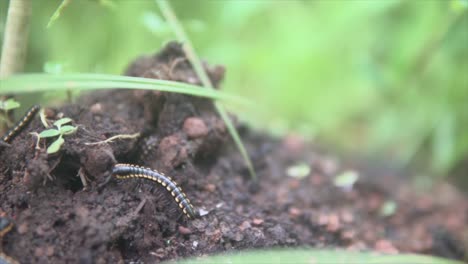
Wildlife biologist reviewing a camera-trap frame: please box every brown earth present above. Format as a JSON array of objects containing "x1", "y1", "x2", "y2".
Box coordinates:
[{"x1": 0, "y1": 42, "x2": 467, "y2": 264}]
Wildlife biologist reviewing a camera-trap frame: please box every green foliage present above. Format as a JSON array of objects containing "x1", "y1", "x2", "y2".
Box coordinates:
[
  {"x1": 0, "y1": 98, "x2": 21, "y2": 125},
  {"x1": 0, "y1": 98, "x2": 20, "y2": 112},
  {"x1": 334, "y1": 171, "x2": 359, "y2": 189},
  {"x1": 37, "y1": 117, "x2": 77, "y2": 154},
  {"x1": 0, "y1": 74, "x2": 248, "y2": 105},
  {"x1": 379, "y1": 200, "x2": 398, "y2": 217},
  {"x1": 286, "y1": 163, "x2": 311, "y2": 179},
  {"x1": 173, "y1": 249, "x2": 464, "y2": 264},
  {"x1": 46, "y1": 135, "x2": 64, "y2": 154}
]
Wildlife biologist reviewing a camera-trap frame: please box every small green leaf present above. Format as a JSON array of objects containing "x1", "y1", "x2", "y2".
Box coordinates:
[
  {"x1": 43, "y1": 61, "x2": 65, "y2": 74},
  {"x1": 39, "y1": 129, "x2": 60, "y2": 138},
  {"x1": 333, "y1": 170, "x2": 359, "y2": 189},
  {"x1": 286, "y1": 163, "x2": 311, "y2": 178},
  {"x1": 47, "y1": 136, "x2": 65, "y2": 154},
  {"x1": 380, "y1": 200, "x2": 398, "y2": 217},
  {"x1": 60, "y1": 125, "x2": 77, "y2": 135},
  {"x1": 53, "y1": 117, "x2": 73, "y2": 128},
  {"x1": 0, "y1": 98, "x2": 21, "y2": 111}
]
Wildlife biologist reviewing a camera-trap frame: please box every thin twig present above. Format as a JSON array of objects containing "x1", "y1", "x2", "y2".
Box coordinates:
[{"x1": 84, "y1": 132, "x2": 140, "y2": 146}]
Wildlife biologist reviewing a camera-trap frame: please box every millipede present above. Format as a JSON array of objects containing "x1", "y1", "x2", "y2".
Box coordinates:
[
  {"x1": 1, "y1": 105, "x2": 40, "y2": 144},
  {"x1": 112, "y1": 163, "x2": 198, "y2": 219},
  {"x1": 0, "y1": 217, "x2": 18, "y2": 264}
]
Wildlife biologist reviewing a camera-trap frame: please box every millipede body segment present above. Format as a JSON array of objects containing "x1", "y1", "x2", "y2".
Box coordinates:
[
  {"x1": 0, "y1": 217, "x2": 18, "y2": 264},
  {"x1": 112, "y1": 163, "x2": 198, "y2": 219},
  {"x1": 1, "y1": 105, "x2": 40, "y2": 143}
]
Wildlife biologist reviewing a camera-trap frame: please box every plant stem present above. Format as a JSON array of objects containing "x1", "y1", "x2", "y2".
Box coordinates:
[
  {"x1": 0, "y1": 0, "x2": 32, "y2": 78},
  {"x1": 0, "y1": 0, "x2": 32, "y2": 132},
  {"x1": 156, "y1": 0, "x2": 257, "y2": 181}
]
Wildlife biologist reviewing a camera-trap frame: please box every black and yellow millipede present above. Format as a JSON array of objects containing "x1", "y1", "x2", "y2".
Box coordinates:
[
  {"x1": 0, "y1": 217, "x2": 18, "y2": 264},
  {"x1": 1, "y1": 105, "x2": 40, "y2": 144},
  {"x1": 112, "y1": 163, "x2": 198, "y2": 219}
]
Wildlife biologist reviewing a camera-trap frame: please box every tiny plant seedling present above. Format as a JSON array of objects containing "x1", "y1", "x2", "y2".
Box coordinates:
[{"x1": 38, "y1": 117, "x2": 77, "y2": 154}]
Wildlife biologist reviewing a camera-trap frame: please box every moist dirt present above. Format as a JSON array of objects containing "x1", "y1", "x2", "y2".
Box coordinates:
[{"x1": 0, "y1": 43, "x2": 466, "y2": 263}]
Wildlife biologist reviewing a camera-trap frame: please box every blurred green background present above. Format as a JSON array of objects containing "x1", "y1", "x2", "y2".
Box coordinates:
[{"x1": 1, "y1": 0, "x2": 467, "y2": 183}]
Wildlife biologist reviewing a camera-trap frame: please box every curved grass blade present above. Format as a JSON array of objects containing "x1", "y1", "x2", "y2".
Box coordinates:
[
  {"x1": 0, "y1": 73, "x2": 249, "y2": 104},
  {"x1": 174, "y1": 249, "x2": 464, "y2": 264},
  {"x1": 156, "y1": 0, "x2": 257, "y2": 181},
  {"x1": 47, "y1": 0, "x2": 72, "y2": 28}
]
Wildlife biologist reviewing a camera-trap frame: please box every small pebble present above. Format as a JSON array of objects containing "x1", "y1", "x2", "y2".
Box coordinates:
[
  {"x1": 205, "y1": 183, "x2": 216, "y2": 192},
  {"x1": 183, "y1": 117, "x2": 208, "y2": 139},
  {"x1": 178, "y1": 225, "x2": 192, "y2": 235},
  {"x1": 90, "y1": 103, "x2": 103, "y2": 113},
  {"x1": 17, "y1": 223, "x2": 28, "y2": 234},
  {"x1": 375, "y1": 239, "x2": 399, "y2": 254},
  {"x1": 239, "y1": 221, "x2": 251, "y2": 231},
  {"x1": 199, "y1": 208, "x2": 210, "y2": 216},
  {"x1": 46, "y1": 246, "x2": 55, "y2": 257},
  {"x1": 252, "y1": 218, "x2": 264, "y2": 226},
  {"x1": 326, "y1": 214, "x2": 340, "y2": 232},
  {"x1": 289, "y1": 207, "x2": 302, "y2": 218}
]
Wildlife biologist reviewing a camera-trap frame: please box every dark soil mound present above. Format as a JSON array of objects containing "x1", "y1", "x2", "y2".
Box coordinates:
[{"x1": 1, "y1": 43, "x2": 466, "y2": 263}]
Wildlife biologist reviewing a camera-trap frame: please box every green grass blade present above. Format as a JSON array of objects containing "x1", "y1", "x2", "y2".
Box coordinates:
[
  {"x1": 156, "y1": 0, "x2": 257, "y2": 181},
  {"x1": 173, "y1": 249, "x2": 464, "y2": 264},
  {"x1": 0, "y1": 73, "x2": 248, "y2": 104},
  {"x1": 47, "y1": 0, "x2": 72, "y2": 28}
]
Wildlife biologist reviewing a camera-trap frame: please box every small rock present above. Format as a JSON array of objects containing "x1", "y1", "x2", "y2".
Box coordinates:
[
  {"x1": 34, "y1": 247, "x2": 44, "y2": 257},
  {"x1": 43, "y1": 108, "x2": 55, "y2": 119},
  {"x1": 205, "y1": 183, "x2": 216, "y2": 192},
  {"x1": 289, "y1": 207, "x2": 302, "y2": 218},
  {"x1": 252, "y1": 218, "x2": 264, "y2": 226},
  {"x1": 46, "y1": 246, "x2": 55, "y2": 257},
  {"x1": 183, "y1": 117, "x2": 208, "y2": 139},
  {"x1": 90, "y1": 103, "x2": 103, "y2": 113},
  {"x1": 317, "y1": 214, "x2": 328, "y2": 226},
  {"x1": 239, "y1": 221, "x2": 251, "y2": 231},
  {"x1": 375, "y1": 239, "x2": 399, "y2": 254},
  {"x1": 341, "y1": 210, "x2": 354, "y2": 223},
  {"x1": 198, "y1": 208, "x2": 210, "y2": 217},
  {"x1": 17, "y1": 223, "x2": 28, "y2": 234},
  {"x1": 282, "y1": 133, "x2": 305, "y2": 155},
  {"x1": 326, "y1": 214, "x2": 340, "y2": 232},
  {"x1": 178, "y1": 225, "x2": 192, "y2": 235},
  {"x1": 267, "y1": 224, "x2": 288, "y2": 242},
  {"x1": 158, "y1": 134, "x2": 186, "y2": 167},
  {"x1": 341, "y1": 230, "x2": 356, "y2": 241}
]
